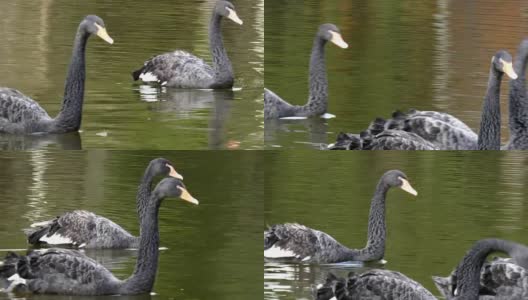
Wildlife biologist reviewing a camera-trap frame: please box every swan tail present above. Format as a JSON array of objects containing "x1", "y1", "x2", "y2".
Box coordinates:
[
  {"x1": 132, "y1": 66, "x2": 146, "y2": 81},
  {"x1": 366, "y1": 117, "x2": 388, "y2": 135},
  {"x1": 26, "y1": 217, "x2": 60, "y2": 245},
  {"x1": 327, "y1": 132, "x2": 362, "y2": 150}
]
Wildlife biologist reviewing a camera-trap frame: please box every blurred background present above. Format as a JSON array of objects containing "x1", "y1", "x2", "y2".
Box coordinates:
[
  {"x1": 265, "y1": 0, "x2": 528, "y2": 149},
  {"x1": 0, "y1": 0, "x2": 263, "y2": 150},
  {"x1": 0, "y1": 150, "x2": 263, "y2": 300},
  {"x1": 264, "y1": 151, "x2": 528, "y2": 299}
]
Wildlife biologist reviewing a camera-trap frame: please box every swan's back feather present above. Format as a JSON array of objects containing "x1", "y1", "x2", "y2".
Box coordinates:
[
  {"x1": 0, "y1": 88, "x2": 51, "y2": 133},
  {"x1": 433, "y1": 259, "x2": 528, "y2": 299},
  {"x1": 264, "y1": 88, "x2": 298, "y2": 119},
  {"x1": 316, "y1": 270, "x2": 435, "y2": 300},
  {"x1": 264, "y1": 223, "x2": 351, "y2": 263},
  {"x1": 26, "y1": 210, "x2": 137, "y2": 249},
  {"x1": 387, "y1": 109, "x2": 478, "y2": 150},
  {"x1": 0, "y1": 249, "x2": 119, "y2": 295},
  {"x1": 133, "y1": 51, "x2": 216, "y2": 88}
]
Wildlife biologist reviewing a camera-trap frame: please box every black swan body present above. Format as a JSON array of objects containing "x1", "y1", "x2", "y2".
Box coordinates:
[
  {"x1": 132, "y1": 0, "x2": 243, "y2": 89},
  {"x1": 0, "y1": 15, "x2": 113, "y2": 135},
  {"x1": 433, "y1": 239, "x2": 528, "y2": 299},
  {"x1": 264, "y1": 170, "x2": 417, "y2": 264},
  {"x1": 24, "y1": 158, "x2": 183, "y2": 249},
  {"x1": 505, "y1": 39, "x2": 528, "y2": 149},
  {"x1": 327, "y1": 50, "x2": 517, "y2": 150},
  {"x1": 0, "y1": 177, "x2": 198, "y2": 295},
  {"x1": 316, "y1": 239, "x2": 527, "y2": 300},
  {"x1": 264, "y1": 23, "x2": 348, "y2": 119}
]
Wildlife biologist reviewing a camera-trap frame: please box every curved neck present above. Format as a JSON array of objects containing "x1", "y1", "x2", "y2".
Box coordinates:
[
  {"x1": 454, "y1": 239, "x2": 519, "y2": 299},
  {"x1": 209, "y1": 12, "x2": 233, "y2": 87},
  {"x1": 136, "y1": 167, "x2": 157, "y2": 223},
  {"x1": 302, "y1": 37, "x2": 328, "y2": 115},
  {"x1": 508, "y1": 45, "x2": 528, "y2": 140},
  {"x1": 121, "y1": 197, "x2": 161, "y2": 294},
  {"x1": 347, "y1": 180, "x2": 388, "y2": 261},
  {"x1": 54, "y1": 27, "x2": 89, "y2": 131},
  {"x1": 478, "y1": 67, "x2": 502, "y2": 150}
]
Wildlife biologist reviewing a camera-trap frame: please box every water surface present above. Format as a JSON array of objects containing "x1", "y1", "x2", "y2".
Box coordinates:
[
  {"x1": 264, "y1": 151, "x2": 528, "y2": 299},
  {"x1": 0, "y1": 0, "x2": 263, "y2": 150},
  {"x1": 265, "y1": 0, "x2": 528, "y2": 149},
  {"x1": 0, "y1": 151, "x2": 263, "y2": 299}
]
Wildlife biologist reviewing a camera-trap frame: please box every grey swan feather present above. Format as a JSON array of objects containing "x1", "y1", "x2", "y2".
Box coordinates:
[
  {"x1": 0, "y1": 15, "x2": 113, "y2": 134},
  {"x1": 433, "y1": 239, "x2": 528, "y2": 299},
  {"x1": 131, "y1": 1, "x2": 243, "y2": 89},
  {"x1": 264, "y1": 23, "x2": 348, "y2": 119},
  {"x1": 328, "y1": 50, "x2": 517, "y2": 150},
  {"x1": 23, "y1": 158, "x2": 183, "y2": 249},
  {"x1": 316, "y1": 238, "x2": 526, "y2": 300},
  {"x1": 264, "y1": 170, "x2": 417, "y2": 264},
  {"x1": 0, "y1": 177, "x2": 198, "y2": 295}
]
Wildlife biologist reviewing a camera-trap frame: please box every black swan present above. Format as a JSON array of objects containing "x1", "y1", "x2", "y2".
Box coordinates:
[
  {"x1": 316, "y1": 239, "x2": 527, "y2": 300},
  {"x1": 505, "y1": 39, "x2": 528, "y2": 149},
  {"x1": 264, "y1": 23, "x2": 348, "y2": 119},
  {"x1": 264, "y1": 170, "x2": 417, "y2": 263},
  {"x1": 433, "y1": 239, "x2": 528, "y2": 299},
  {"x1": 131, "y1": 0, "x2": 243, "y2": 89},
  {"x1": 0, "y1": 15, "x2": 113, "y2": 134},
  {"x1": 0, "y1": 177, "x2": 198, "y2": 295},
  {"x1": 24, "y1": 158, "x2": 183, "y2": 249},
  {"x1": 327, "y1": 50, "x2": 517, "y2": 150}
]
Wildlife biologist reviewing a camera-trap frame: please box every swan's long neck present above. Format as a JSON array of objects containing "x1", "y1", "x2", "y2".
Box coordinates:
[
  {"x1": 508, "y1": 44, "x2": 528, "y2": 142},
  {"x1": 54, "y1": 27, "x2": 89, "y2": 132},
  {"x1": 302, "y1": 37, "x2": 328, "y2": 115},
  {"x1": 137, "y1": 168, "x2": 156, "y2": 224},
  {"x1": 120, "y1": 198, "x2": 161, "y2": 294},
  {"x1": 454, "y1": 239, "x2": 518, "y2": 299},
  {"x1": 346, "y1": 182, "x2": 387, "y2": 261},
  {"x1": 478, "y1": 66, "x2": 502, "y2": 150},
  {"x1": 209, "y1": 13, "x2": 234, "y2": 87}
]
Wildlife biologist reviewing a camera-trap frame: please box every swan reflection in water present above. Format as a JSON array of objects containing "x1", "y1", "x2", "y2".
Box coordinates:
[
  {"x1": 265, "y1": 117, "x2": 329, "y2": 149},
  {"x1": 138, "y1": 85, "x2": 239, "y2": 149},
  {"x1": 0, "y1": 132, "x2": 82, "y2": 150}
]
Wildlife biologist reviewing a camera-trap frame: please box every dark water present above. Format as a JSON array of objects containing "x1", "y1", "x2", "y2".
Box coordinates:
[
  {"x1": 264, "y1": 151, "x2": 528, "y2": 299},
  {"x1": 0, "y1": 0, "x2": 263, "y2": 150},
  {"x1": 0, "y1": 151, "x2": 263, "y2": 300},
  {"x1": 264, "y1": 0, "x2": 528, "y2": 149}
]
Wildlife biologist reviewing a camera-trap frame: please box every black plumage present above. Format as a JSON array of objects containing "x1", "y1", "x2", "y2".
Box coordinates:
[{"x1": 264, "y1": 24, "x2": 348, "y2": 119}]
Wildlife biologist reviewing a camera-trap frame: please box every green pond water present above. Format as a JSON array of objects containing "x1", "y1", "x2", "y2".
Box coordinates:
[
  {"x1": 264, "y1": 151, "x2": 528, "y2": 299},
  {"x1": 0, "y1": 0, "x2": 263, "y2": 150},
  {"x1": 0, "y1": 151, "x2": 263, "y2": 300},
  {"x1": 264, "y1": 0, "x2": 528, "y2": 149}
]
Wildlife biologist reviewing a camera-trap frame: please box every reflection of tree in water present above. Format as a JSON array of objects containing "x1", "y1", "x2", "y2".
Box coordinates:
[{"x1": 139, "y1": 86, "x2": 238, "y2": 149}]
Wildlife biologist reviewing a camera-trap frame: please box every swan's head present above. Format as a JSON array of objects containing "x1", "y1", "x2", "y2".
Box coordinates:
[
  {"x1": 318, "y1": 24, "x2": 348, "y2": 49},
  {"x1": 149, "y1": 158, "x2": 183, "y2": 180},
  {"x1": 216, "y1": 1, "x2": 243, "y2": 25},
  {"x1": 153, "y1": 177, "x2": 199, "y2": 205},
  {"x1": 492, "y1": 50, "x2": 517, "y2": 79},
  {"x1": 382, "y1": 170, "x2": 418, "y2": 196},
  {"x1": 82, "y1": 15, "x2": 114, "y2": 44}
]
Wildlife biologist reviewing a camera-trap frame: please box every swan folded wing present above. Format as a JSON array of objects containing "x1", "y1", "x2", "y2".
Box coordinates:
[
  {"x1": 264, "y1": 89, "x2": 296, "y2": 119},
  {"x1": 482, "y1": 260, "x2": 528, "y2": 299},
  {"x1": 366, "y1": 130, "x2": 438, "y2": 150},
  {"x1": 264, "y1": 223, "x2": 321, "y2": 260},
  {"x1": 352, "y1": 269, "x2": 436, "y2": 299},
  {"x1": 0, "y1": 88, "x2": 50, "y2": 124},
  {"x1": 139, "y1": 51, "x2": 215, "y2": 88},
  {"x1": 28, "y1": 210, "x2": 135, "y2": 249},
  {"x1": 14, "y1": 248, "x2": 118, "y2": 295},
  {"x1": 399, "y1": 116, "x2": 478, "y2": 150},
  {"x1": 408, "y1": 110, "x2": 474, "y2": 133}
]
